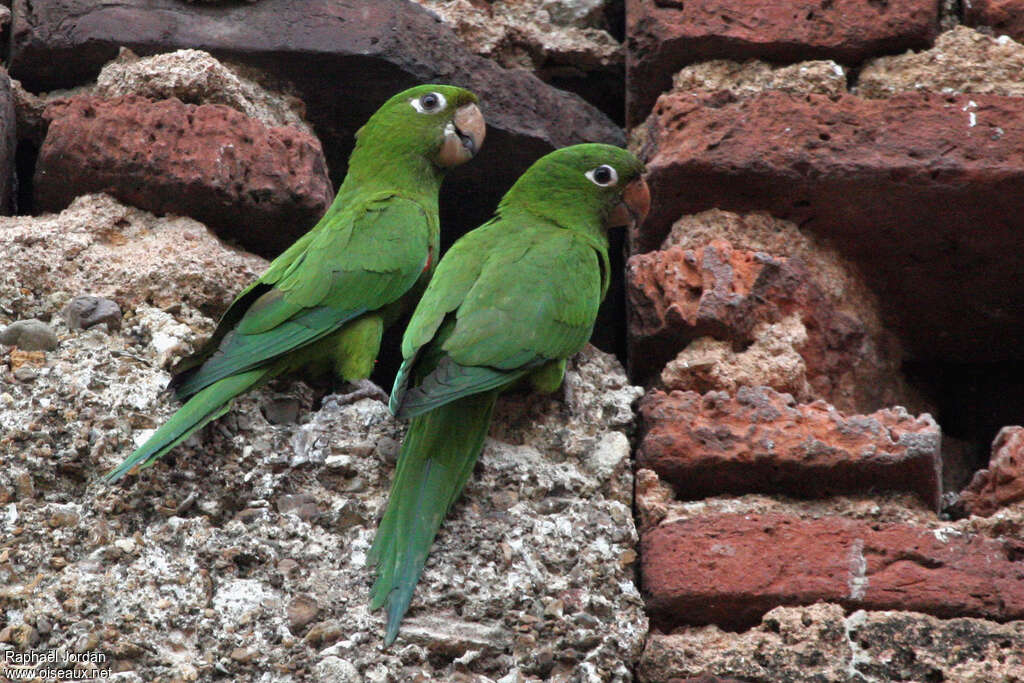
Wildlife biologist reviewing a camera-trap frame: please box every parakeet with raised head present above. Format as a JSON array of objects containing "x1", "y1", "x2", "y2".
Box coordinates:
[
  {"x1": 368, "y1": 143, "x2": 650, "y2": 645},
  {"x1": 105, "y1": 84, "x2": 485, "y2": 483}
]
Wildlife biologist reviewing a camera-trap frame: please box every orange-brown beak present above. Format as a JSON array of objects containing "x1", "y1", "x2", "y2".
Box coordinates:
[
  {"x1": 437, "y1": 103, "x2": 486, "y2": 167},
  {"x1": 606, "y1": 176, "x2": 651, "y2": 229}
]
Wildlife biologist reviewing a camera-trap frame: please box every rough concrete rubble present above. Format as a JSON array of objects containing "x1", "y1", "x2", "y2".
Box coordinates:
[
  {"x1": 672, "y1": 59, "x2": 847, "y2": 97},
  {"x1": 858, "y1": 25, "x2": 1024, "y2": 98},
  {"x1": 0, "y1": 193, "x2": 267, "y2": 326},
  {"x1": 1, "y1": 197, "x2": 646, "y2": 678},
  {"x1": 640, "y1": 602, "x2": 1024, "y2": 683},
  {"x1": 411, "y1": 0, "x2": 621, "y2": 73},
  {"x1": 93, "y1": 48, "x2": 314, "y2": 135}
]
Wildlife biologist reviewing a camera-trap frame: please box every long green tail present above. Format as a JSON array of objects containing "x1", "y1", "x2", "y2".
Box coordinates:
[
  {"x1": 104, "y1": 368, "x2": 269, "y2": 482},
  {"x1": 367, "y1": 390, "x2": 498, "y2": 645}
]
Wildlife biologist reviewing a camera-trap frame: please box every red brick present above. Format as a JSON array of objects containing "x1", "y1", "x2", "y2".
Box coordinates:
[
  {"x1": 959, "y1": 426, "x2": 1024, "y2": 517},
  {"x1": 965, "y1": 0, "x2": 1024, "y2": 43},
  {"x1": 36, "y1": 95, "x2": 332, "y2": 257},
  {"x1": 635, "y1": 90, "x2": 1024, "y2": 363},
  {"x1": 626, "y1": 240, "x2": 771, "y2": 381},
  {"x1": 642, "y1": 513, "x2": 1024, "y2": 630},
  {"x1": 8, "y1": 0, "x2": 623, "y2": 255},
  {"x1": 638, "y1": 387, "x2": 941, "y2": 509},
  {"x1": 625, "y1": 240, "x2": 903, "y2": 411},
  {"x1": 626, "y1": 0, "x2": 939, "y2": 123}
]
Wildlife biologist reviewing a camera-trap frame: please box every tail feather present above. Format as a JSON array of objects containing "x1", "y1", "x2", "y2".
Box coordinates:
[
  {"x1": 104, "y1": 368, "x2": 268, "y2": 483},
  {"x1": 367, "y1": 391, "x2": 498, "y2": 645}
]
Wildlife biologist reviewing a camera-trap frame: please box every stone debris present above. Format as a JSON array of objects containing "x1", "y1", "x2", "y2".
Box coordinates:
[
  {"x1": 673, "y1": 58, "x2": 847, "y2": 97},
  {"x1": 412, "y1": 0, "x2": 621, "y2": 72},
  {"x1": 0, "y1": 193, "x2": 267, "y2": 328},
  {"x1": 640, "y1": 603, "x2": 1024, "y2": 683},
  {"x1": 0, "y1": 209, "x2": 646, "y2": 679},
  {"x1": 0, "y1": 319, "x2": 59, "y2": 351},
  {"x1": 94, "y1": 48, "x2": 314, "y2": 136},
  {"x1": 62, "y1": 296, "x2": 123, "y2": 333},
  {"x1": 859, "y1": 26, "x2": 1024, "y2": 98}
]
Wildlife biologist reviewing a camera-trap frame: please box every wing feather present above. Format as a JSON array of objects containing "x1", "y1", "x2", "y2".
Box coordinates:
[
  {"x1": 392, "y1": 220, "x2": 604, "y2": 416},
  {"x1": 175, "y1": 194, "x2": 432, "y2": 399}
]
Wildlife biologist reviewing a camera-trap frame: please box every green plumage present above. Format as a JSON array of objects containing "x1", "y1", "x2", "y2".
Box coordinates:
[
  {"x1": 369, "y1": 143, "x2": 647, "y2": 645},
  {"x1": 106, "y1": 84, "x2": 482, "y2": 482}
]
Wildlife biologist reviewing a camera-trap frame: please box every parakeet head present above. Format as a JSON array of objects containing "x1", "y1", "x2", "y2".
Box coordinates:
[
  {"x1": 354, "y1": 84, "x2": 485, "y2": 170},
  {"x1": 501, "y1": 143, "x2": 650, "y2": 231}
]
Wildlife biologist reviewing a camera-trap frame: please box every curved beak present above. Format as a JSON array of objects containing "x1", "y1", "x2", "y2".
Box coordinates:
[
  {"x1": 606, "y1": 176, "x2": 651, "y2": 229},
  {"x1": 437, "y1": 103, "x2": 486, "y2": 168}
]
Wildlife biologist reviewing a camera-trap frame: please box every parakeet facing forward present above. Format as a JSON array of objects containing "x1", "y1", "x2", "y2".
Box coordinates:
[
  {"x1": 105, "y1": 85, "x2": 485, "y2": 482},
  {"x1": 368, "y1": 143, "x2": 650, "y2": 645}
]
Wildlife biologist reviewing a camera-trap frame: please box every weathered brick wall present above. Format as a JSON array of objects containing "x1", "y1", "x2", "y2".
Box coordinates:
[
  {"x1": 627, "y1": 3, "x2": 1024, "y2": 680},
  {"x1": 4, "y1": 1, "x2": 1024, "y2": 680}
]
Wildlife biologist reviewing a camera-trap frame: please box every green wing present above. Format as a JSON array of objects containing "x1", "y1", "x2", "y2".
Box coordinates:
[
  {"x1": 392, "y1": 221, "x2": 604, "y2": 418},
  {"x1": 174, "y1": 193, "x2": 433, "y2": 399}
]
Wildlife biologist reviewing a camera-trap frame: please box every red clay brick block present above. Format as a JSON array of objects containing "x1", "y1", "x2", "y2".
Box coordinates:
[
  {"x1": 35, "y1": 95, "x2": 333, "y2": 257},
  {"x1": 642, "y1": 513, "x2": 1024, "y2": 630},
  {"x1": 627, "y1": 240, "x2": 777, "y2": 381},
  {"x1": 965, "y1": 0, "x2": 1024, "y2": 43},
  {"x1": 959, "y1": 426, "x2": 1024, "y2": 517},
  {"x1": 626, "y1": 0, "x2": 939, "y2": 123},
  {"x1": 638, "y1": 387, "x2": 941, "y2": 509},
  {"x1": 635, "y1": 90, "x2": 1024, "y2": 363},
  {"x1": 625, "y1": 239, "x2": 903, "y2": 410}
]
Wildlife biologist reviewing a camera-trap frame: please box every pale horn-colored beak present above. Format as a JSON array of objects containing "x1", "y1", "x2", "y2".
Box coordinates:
[
  {"x1": 606, "y1": 176, "x2": 651, "y2": 229},
  {"x1": 437, "y1": 103, "x2": 486, "y2": 167}
]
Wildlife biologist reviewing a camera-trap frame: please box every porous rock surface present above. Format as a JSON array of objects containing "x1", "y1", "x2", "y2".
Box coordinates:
[
  {"x1": 640, "y1": 602, "x2": 1024, "y2": 683},
  {"x1": 0, "y1": 192, "x2": 646, "y2": 678},
  {"x1": 411, "y1": 0, "x2": 620, "y2": 72},
  {"x1": 94, "y1": 48, "x2": 314, "y2": 135},
  {"x1": 1, "y1": 343, "x2": 646, "y2": 680},
  {"x1": 858, "y1": 26, "x2": 1024, "y2": 98},
  {"x1": 626, "y1": 234, "x2": 912, "y2": 415},
  {"x1": 0, "y1": 194, "x2": 266, "y2": 329},
  {"x1": 659, "y1": 316, "x2": 811, "y2": 402},
  {"x1": 672, "y1": 58, "x2": 847, "y2": 98},
  {"x1": 36, "y1": 95, "x2": 332, "y2": 257}
]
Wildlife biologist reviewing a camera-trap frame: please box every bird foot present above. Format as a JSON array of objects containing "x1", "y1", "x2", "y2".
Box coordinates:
[{"x1": 333, "y1": 378, "x2": 389, "y2": 405}]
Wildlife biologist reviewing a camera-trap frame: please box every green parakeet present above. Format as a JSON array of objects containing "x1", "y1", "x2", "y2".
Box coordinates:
[
  {"x1": 105, "y1": 85, "x2": 485, "y2": 482},
  {"x1": 368, "y1": 143, "x2": 650, "y2": 645}
]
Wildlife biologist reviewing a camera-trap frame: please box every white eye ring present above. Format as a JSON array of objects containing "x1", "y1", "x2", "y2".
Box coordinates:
[
  {"x1": 585, "y1": 164, "x2": 618, "y2": 186},
  {"x1": 410, "y1": 91, "x2": 446, "y2": 114}
]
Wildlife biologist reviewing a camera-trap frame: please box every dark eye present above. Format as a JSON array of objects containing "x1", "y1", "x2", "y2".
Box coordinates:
[
  {"x1": 586, "y1": 164, "x2": 617, "y2": 186},
  {"x1": 410, "y1": 91, "x2": 446, "y2": 114}
]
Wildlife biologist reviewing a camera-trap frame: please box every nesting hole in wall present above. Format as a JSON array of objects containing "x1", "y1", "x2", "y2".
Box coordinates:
[{"x1": 904, "y1": 360, "x2": 1024, "y2": 501}]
